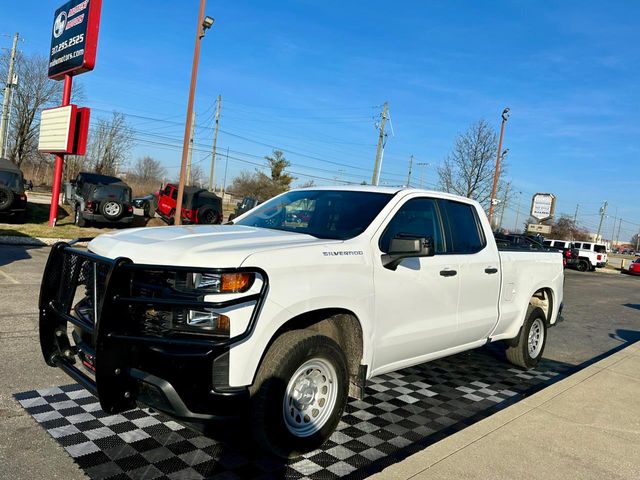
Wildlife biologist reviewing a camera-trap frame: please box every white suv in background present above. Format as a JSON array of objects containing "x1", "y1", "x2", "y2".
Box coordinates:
[{"x1": 573, "y1": 242, "x2": 608, "y2": 269}]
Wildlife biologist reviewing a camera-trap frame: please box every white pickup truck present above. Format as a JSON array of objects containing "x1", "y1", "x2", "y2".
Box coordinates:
[{"x1": 39, "y1": 186, "x2": 564, "y2": 457}]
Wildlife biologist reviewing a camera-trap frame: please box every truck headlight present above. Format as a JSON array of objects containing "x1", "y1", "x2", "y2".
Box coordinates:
[
  {"x1": 186, "y1": 309, "x2": 230, "y2": 333},
  {"x1": 192, "y1": 273, "x2": 254, "y2": 293}
]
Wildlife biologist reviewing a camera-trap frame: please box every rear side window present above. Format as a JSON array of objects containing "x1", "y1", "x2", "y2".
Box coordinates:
[
  {"x1": 543, "y1": 240, "x2": 552, "y2": 247},
  {"x1": 581, "y1": 243, "x2": 592, "y2": 250},
  {"x1": 594, "y1": 245, "x2": 607, "y2": 253},
  {"x1": 380, "y1": 198, "x2": 445, "y2": 253},
  {"x1": 441, "y1": 200, "x2": 485, "y2": 254}
]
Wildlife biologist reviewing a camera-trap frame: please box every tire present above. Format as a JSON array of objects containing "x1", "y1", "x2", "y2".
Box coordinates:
[
  {"x1": 506, "y1": 306, "x2": 547, "y2": 369},
  {"x1": 101, "y1": 201, "x2": 123, "y2": 221},
  {"x1": 228, "y1": 213, "x2": 236, "y2": 222},
  {"x1": 576, "y1": 260, "x2": 589, "y2": 272},
  {"x1": 249, "y1": 330, "x2": 349, "y2": 458},
  {"x1": 0, "y1": 186, "x2": 14, "y2": 212},
  {"x1": 74, "y1": 207, "x2": 86, "y2": 227},
  {"x1": 143, "y1": 203, "x2": 150, "y2": 218},
  {"x1": 167, "y1": 210, "x2": 175, "y2": 225},
  {"x1": 197, "y1": 206, "x2": 219, "y2": 225}
]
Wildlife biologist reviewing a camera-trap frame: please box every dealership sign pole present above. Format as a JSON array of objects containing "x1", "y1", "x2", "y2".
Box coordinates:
[{"x1": 39, "y1": 0, "x2": 102, "y2": 227}]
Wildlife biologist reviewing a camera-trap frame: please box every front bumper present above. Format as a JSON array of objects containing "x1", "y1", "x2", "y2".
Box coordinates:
[{"x1": 39, "y1": 241, "x2": 267, "y2": 424}]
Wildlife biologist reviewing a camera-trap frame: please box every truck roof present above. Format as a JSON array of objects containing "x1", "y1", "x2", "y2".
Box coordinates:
[{"x1": 295, "y1": 185, "x2": 482, "y2": 204}]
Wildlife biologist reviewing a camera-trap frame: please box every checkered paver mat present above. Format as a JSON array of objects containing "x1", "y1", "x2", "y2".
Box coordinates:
[{"x1": 16, "y1": 348, "x2": 573, "y2": 479}]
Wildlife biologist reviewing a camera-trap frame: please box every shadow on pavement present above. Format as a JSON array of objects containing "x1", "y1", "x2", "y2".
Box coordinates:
[
  {"x1": 0, "y1": 243, "x2": 38, "y2": 267},
  {"x1": 623, "y1": 304, "x2": 640, "y2": 311}
]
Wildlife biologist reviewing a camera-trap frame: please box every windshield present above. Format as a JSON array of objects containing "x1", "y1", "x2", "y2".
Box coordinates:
[
  {"x1": 0, "y1": 171, "x2": 21, "y2": 190},
  {"x1": 235, "y1": 190, "x2": 394, "y2": 240},
  {"x1": 92, "y1": 186, "x2": 131, "y2": 202}
]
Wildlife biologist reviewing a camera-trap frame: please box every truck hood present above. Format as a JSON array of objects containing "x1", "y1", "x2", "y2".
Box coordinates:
[{"x1": 88, "y1": 225, "x2": 342, "y2": 268}]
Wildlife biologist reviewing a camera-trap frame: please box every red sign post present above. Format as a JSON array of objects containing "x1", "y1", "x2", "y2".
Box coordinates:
[{"x1": 44, "y1": 0, "x2": 102, "y2": 226}]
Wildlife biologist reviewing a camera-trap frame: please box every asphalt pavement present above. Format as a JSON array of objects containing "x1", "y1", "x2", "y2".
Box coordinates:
[{"x1": 0, "y1": 245, "x2": 638, "y2": 479}]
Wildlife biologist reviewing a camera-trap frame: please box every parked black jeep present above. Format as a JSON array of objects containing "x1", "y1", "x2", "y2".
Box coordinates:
[
  {"x1": 228, "y1": 196, "x2": 259, "y2": 222},
  {"x1": 0, "y1": 158, "x2": 27, "y2": 223},
  {"x1": 64, "y1": 172, "x2": 134, "y2": 227}
]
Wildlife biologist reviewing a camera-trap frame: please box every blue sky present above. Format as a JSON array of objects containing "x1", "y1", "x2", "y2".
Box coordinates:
[{"x1": 3, "y1": 1, "x2": 640, "y2": 240}]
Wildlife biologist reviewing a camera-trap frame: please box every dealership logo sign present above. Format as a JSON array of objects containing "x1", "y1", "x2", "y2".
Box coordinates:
[{"x1": 53, "y1": 11, "x2": 67, "y2": 38}]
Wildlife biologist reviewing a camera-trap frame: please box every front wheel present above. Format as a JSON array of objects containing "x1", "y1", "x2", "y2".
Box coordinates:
[
  {"x1": 74, "y1": 207, "x2": 86, "y2": 227},
  {"x1": 249, "y1": 330, "x2": 349, "y2": 458},
  {"x1": 506, "y1": 306, "x2": 547, "y2": 369}
]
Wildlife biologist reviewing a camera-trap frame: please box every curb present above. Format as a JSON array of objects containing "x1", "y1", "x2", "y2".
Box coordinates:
[{"x1": 0, "y1": 236, "x2": 85, "y2": 246}]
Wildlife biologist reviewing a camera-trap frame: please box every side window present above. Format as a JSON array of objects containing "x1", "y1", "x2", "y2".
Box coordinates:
[
  {"x1": 171, "y1": 188, "x2": 178, "y2": 200},
  {"x1": 163, "y1": 185, "x2": 172, "y2": 196},
  {"x1": 442, "y1": 200, "x2": 485, "y2": 254},
  {"x1": 379, "y1": 198, "x2": 444, "y2": 254},
  {"x1": 582, "y1": 243, "x2": 592, "y2": 250}
]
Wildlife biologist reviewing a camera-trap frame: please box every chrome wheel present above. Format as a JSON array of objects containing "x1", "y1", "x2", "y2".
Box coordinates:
[
  {"x1": 283, "y1": 358, "x2": 338, "y2": 437},
  {"x1": 103, "y1": 201, "x2": 121, "y2": 217},
  {"x1": 528, "y1": 318, "x2": 544, "y2": 358}
]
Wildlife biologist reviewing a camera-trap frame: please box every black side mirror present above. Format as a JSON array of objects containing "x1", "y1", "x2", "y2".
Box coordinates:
[{"x1": 382, "y1": 234, "x2": 435, "y2": 270}]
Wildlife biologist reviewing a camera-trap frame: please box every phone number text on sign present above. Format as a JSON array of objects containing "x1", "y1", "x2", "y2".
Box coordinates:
[{"x1": 51, "y1": 34, "x2": 85, "y2": 56}]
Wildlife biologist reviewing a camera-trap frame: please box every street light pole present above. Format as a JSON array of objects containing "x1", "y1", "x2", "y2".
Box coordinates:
[
  {"x1": 174, "y1": 4, "x2": 214, "y2": 225},
  {"x1": 488, "y1": 107, "x2": 510, "y2": 225}
]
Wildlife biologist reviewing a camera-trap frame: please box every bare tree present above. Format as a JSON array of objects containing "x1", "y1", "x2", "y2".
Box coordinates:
[
  {"x1": 1, "y1": 52, "x2": 83, "y2": 173},
  {"x1": 130, "y1": 156, "x2": 166, "y2": 183},
  {"x1": 87, "y1": 112, "x2": 133, "y2": 175},
  {"x1": 550, "y1": 216, "x2": 591, "y2": 241},
  {"x1": 438, "y1": 120, "x2": 505, "y2": 208}
]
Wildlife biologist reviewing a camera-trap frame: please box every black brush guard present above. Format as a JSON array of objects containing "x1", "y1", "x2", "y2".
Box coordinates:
[{"x1": 39, "y1": 239, "x2": 267, "y2": 422}]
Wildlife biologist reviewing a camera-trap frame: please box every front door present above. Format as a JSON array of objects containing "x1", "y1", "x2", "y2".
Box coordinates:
[{"x1": 371, "y1": 196, "x2": 461, "y2": 375}]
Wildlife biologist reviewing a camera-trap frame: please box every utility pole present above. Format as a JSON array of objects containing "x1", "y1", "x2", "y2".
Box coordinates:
[
  {"x1": 208, "y1": 94, "x2": 221, "y2": 191},
  {"x1": 488, "y1": 107, "x2": 510, "y2": 224},
  {"x1": 596, "y1": 201, "x2": 608, "y2": 241},
  {"x1": 573, "y1": 203, "x2": 580, "y2": 224},
  {"x1": 609, "y1": 207, "x2": 618, "y2": 244},
  {"x1": 371, "y1": 102, "x2": 388, "y2": 186},
  {"x1": 0, "y1": 32, "x2": 19, "y2": 157},
  {"x1": 497, "y1": 182, "x2": 511, "y2": 230},
  {"x1": 513, "y1": 191, "x2": 522, "y2": 232},
  {"x1": 221, "y1": 146, "x2": 229, "y2": 197},
  {"x1": 615, "y1": 218, "x2": 622, "y2": 246},
  {"x1": 186, "y1": 111, "x2": 196, "y2": 185},
  {"x1": 406, "y1": 155, "x2": 414, "y2": 187},
  {"x1": 417, "y1": 162, "x2": 429, "y2": 188}
]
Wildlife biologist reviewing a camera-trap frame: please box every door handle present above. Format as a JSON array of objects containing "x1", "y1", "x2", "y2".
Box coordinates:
[
  {"x1": 485, "y1": 267, "x2": 498, "y2": 274},
  {"x1": 439, "y1": 269, "x2": 457, "y2": 277}
]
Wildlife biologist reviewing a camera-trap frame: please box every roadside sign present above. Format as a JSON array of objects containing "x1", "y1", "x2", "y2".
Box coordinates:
[
  {"x1": 37, "y1": 105, "x2": 78, "y2": 153},
  {"x1": 527, "y1": 223, "x2": 552, "y2": 234},
  {"x1": 48, "y1": 0, "x2": 103, "y2": 80},
  {"x1": 530, "y1": 193, "x2": 556, "y2": 222}
]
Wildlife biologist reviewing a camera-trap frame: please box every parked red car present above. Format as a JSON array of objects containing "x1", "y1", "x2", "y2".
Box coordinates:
[
  {"x1": 157, "y1": 183, "x2": 222, "y2": 225},
  {"x1": 627, "y1": 258, "x2": 640, "y2": 275}
]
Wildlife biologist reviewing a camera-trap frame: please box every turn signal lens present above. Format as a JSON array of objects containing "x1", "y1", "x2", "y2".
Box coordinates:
[{"x1": 221, "y1": 273, "x2": 254, "y2": 293}]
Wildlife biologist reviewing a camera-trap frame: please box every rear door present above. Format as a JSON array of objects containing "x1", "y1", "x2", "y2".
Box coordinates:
[{"x1": 439, "y1": 199, "x2": 501, "y2": 345}]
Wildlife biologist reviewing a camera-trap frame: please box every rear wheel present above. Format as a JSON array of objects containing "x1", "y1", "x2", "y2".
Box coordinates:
[
  {"x1": 250, "y1": 330, "x2": 349, "y2": 458},
  {"x1": 576, "y1": 260, "x2": 589, "y2": 272},
  {"x1": 198, "y1": 206, "x2": 219, "y2": 224},
  {"x1": 0, "y1": 186, "x2": 14, "y2": 212},
  {"x1": 506, "y1": 306, "x2": 547, "y2": 369}
]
